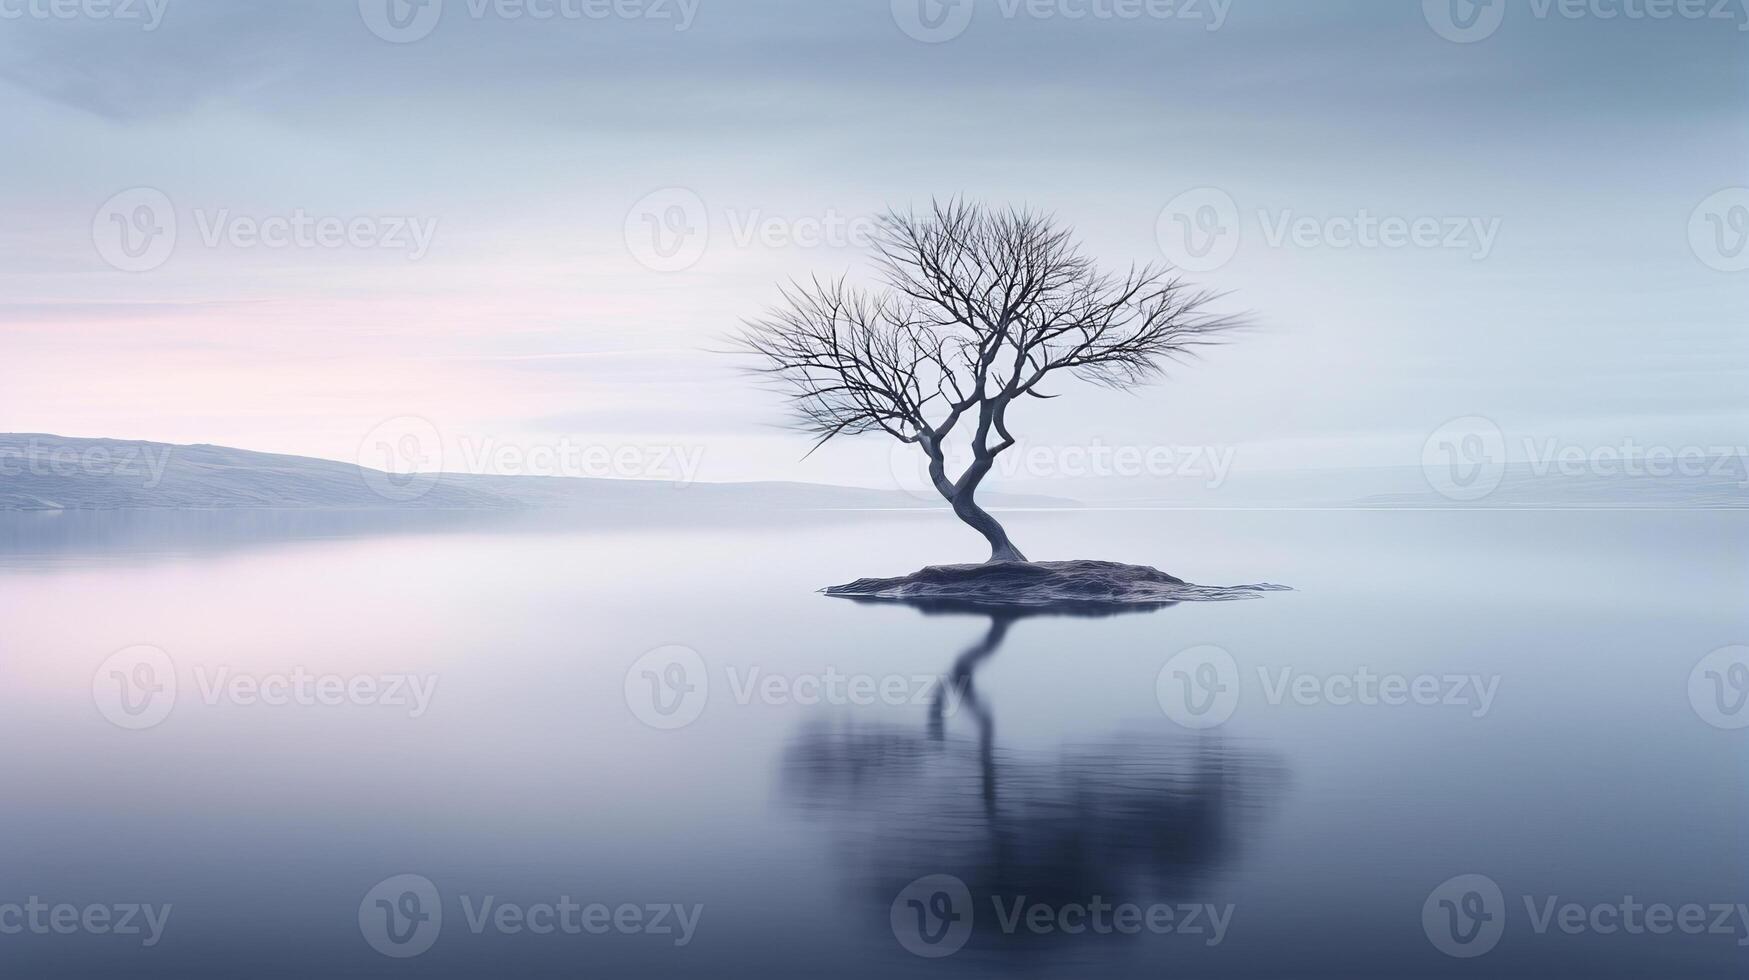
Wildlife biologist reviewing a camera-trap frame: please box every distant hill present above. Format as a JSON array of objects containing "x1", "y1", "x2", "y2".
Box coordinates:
[{"x1": 0, "y1": 434, "x2": 1069, "y2": 512}]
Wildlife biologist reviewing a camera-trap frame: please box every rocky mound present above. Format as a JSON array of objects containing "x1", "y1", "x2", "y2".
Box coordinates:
[{"x1": 823, "y1": 559, "x2": 1290, "y2": 611}]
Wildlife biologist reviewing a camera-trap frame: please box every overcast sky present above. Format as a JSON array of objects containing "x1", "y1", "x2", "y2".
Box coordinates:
[{"x1": 1, "y1": 0, "x2": 1744, "y2": 489}]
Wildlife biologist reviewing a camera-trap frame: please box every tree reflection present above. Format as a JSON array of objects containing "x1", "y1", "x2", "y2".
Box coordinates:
[{"x1": 779, "y1": 598, "x2": 1287, "y2": 955}]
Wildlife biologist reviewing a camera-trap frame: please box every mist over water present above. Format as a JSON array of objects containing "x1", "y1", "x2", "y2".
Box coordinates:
[{"x1": 1, "y1": 508, "x2": 1742, "y2": 977}]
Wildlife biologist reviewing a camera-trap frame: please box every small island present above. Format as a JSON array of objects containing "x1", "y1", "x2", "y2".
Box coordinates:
[{"x1": 824, "y1": 559, "x2": 1290, "y2": 612}]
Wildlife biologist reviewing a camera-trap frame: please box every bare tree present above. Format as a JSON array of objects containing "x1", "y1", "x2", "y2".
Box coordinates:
[{"x1": 738, "y1": 200, "x2": 1242, "y2": 563}]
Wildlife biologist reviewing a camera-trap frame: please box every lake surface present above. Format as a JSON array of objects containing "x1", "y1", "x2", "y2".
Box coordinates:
[{"x1": 1, "y1": 507, "x2": 1744, "y2": 978}]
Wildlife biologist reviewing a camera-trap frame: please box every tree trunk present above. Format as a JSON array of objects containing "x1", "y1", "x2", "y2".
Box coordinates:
[
  {"x1": 922, "y1": 433, "x2": 1028, "y2": 564},
  {"x1": 949, "y1": 487, "x2": 1028, "y2": 563}
]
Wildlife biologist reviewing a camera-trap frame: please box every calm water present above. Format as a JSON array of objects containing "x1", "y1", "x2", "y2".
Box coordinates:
[{"x1": 0, "y1": 508, "x2": 1744, "y2": 978}]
